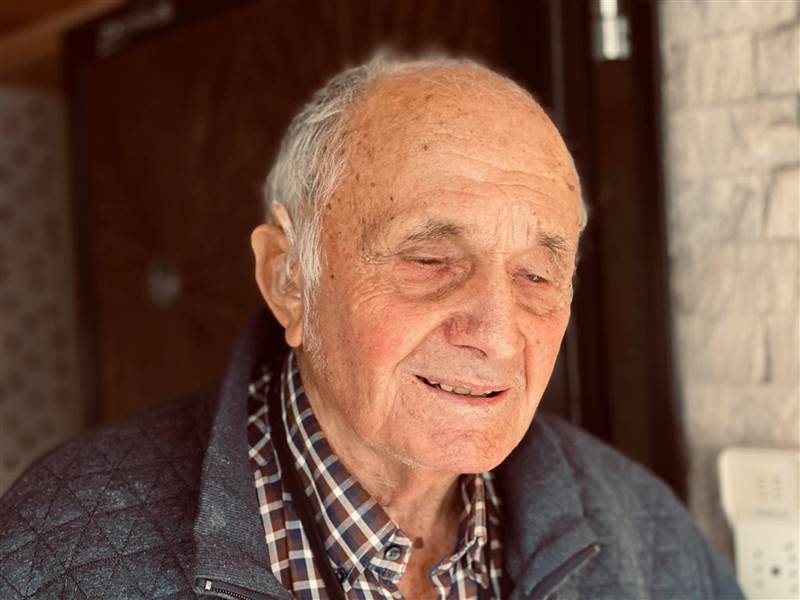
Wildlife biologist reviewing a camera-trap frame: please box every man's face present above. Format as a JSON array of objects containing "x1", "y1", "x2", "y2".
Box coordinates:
[{"x1": 298, "y1": 69, "x2": 583, "y2": 475}]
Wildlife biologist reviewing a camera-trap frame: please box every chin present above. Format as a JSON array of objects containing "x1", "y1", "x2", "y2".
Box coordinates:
[{"x1": 410, "y1": 433, "x2": 517, "y2": 475}]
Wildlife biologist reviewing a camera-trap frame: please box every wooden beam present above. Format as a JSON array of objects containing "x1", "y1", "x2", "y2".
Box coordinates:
[{"x1": 0, "y1": 0, "x2": 123, "y2": 76}]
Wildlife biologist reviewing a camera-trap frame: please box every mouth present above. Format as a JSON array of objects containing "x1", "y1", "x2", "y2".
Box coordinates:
[{"x1": 416, "y1": 375, "x2": 503, "y2": 399}]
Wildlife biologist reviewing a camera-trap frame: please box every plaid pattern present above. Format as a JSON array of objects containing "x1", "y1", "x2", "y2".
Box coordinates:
[{"x1": 247, "y1": 351, "x2": 504, "y2": 599}]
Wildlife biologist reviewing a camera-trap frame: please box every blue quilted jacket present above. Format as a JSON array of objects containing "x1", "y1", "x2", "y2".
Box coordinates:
[{"x1": 0, "y1": 311, "x2": 743, "y2": 599}]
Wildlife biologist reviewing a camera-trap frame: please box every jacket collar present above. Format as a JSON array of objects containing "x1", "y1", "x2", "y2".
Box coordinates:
[
  {"x1": 192, "y1": 309, "x2": 598, "y2": 599},
  {"x1": 192, "y1": 310, "x2": 291, "y2": 599},
  {"x1": 495, "y1": 418, "x2": 600, "y2": 598}
]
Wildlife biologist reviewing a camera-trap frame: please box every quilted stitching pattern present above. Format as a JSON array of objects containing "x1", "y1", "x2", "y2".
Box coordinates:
[
  {"x1": 0, "y1": 400, "x2": 210, "y2": 599},
  {"x1": 0, "y1": 390, "x2": 740, "y2": 600},
  {"x1": 544, "y1": 417, "x2": 739, "y2": 600}
]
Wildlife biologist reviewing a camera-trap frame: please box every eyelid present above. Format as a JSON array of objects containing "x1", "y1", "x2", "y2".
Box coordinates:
[
  {"x1": 404, "y1": 255, "x2": 453, "y2": 266},
  {"x1": 523, "y1": 272, "x2": 547, "y2": 283}
]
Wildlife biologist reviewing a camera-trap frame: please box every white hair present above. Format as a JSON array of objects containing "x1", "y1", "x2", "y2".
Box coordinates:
[{"x1": 262, "y1": 51, "x2": 588, "y2": 317}]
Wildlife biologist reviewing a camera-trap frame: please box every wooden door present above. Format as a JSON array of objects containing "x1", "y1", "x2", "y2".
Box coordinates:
[{"x1": 66, "y1": 0, "x2": 586, "y2": 423}]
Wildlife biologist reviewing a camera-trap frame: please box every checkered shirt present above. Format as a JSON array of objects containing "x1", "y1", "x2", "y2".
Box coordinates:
[{"x1": 246, "y1": 351, "x2": 504, "y2": 599}]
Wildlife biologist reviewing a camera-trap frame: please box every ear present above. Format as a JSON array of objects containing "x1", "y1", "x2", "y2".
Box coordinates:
[{"x1": 251, "y1": 223, "x2": 305, "y2": 348}]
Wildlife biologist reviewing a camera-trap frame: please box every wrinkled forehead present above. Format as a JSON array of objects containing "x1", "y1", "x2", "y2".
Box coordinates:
[
  {"x1": 325, "y1": 66, "x2": 581, "y2": 238},
  {"x1": 344, "y1": 66, "x2": 576, "y2": 178}
]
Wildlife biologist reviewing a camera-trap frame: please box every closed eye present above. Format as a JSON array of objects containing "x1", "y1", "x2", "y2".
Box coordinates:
[{"x1": 408, "y1": 257, "x2": 450, "y2": 266}]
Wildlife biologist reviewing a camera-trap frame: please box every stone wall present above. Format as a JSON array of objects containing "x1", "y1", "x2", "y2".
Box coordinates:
[{"x1": 659, "y1": 0, "x2": 800, "y2": 556}]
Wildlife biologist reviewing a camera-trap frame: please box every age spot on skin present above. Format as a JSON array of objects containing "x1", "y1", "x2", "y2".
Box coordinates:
[{"x1": 413, "y1": 537, "x2": 424, "y2": 549}]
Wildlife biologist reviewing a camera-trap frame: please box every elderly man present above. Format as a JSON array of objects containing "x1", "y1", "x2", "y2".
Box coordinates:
[{"x1": 1, "y1": 55, "x2": 741, "y2": 600}]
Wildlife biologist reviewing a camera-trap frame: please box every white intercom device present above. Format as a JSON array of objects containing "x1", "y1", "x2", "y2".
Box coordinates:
[{"x1": 719, "y1": 447, "x2": 800, "y2": 599}]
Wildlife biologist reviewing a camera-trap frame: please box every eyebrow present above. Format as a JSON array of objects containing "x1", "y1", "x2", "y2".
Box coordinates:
[
  {"x1": 400, "y1": 220, "x2": 464, "y2": 245},
  {"x1": 537, "y1": 231, "x2": 572, "y2": 261},
  {"x1": 360, "y1": 218, "x2": 463, "y2": 263},
  {"x1": 362, "y1": 216, "x2": 573, "y2": 262}
]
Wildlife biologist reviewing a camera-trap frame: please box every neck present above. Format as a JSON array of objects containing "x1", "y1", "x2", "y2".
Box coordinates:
[
  {"x1": 351, "y1": 451, "x2": 462, "y2": 541},
  {"x1": 296, "y1": 362, "x2": 463, "y2": 541},
  {"x1": 321, "y1": 407, "x2": 463, "y2": 539},
  {"x1": 321, "y1": 421, "x2": 465, "y2": 585},
  {"x1": 296, "y1": 356, "x2": 469, "y2": 597}
]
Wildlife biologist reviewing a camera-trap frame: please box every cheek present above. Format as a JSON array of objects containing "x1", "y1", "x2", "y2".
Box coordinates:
[
  {"x1": 348, "y1": 297, "x2": 442, "y2": 365},
  {"x1": 352, "y1": 317, "x2": 401, "y2": 362},
  {"x1": 523, "y1": 310, "x2": 571, "y2": 375}
]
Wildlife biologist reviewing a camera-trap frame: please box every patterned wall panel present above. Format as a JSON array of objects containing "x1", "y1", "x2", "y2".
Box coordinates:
[{"x1": 0, "y1": 88, "x2": 82, "y2": 493}]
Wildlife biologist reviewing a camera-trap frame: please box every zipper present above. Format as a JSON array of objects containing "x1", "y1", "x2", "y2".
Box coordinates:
[
  {"x1": 199, "y1": 578, "x2": 270, "y2": 600},
  {"x1": 535, "y1": 543, "x2": 601, "y2": 600}
]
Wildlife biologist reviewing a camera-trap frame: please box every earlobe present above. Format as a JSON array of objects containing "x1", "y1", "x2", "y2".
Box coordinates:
[{"x1": 251, "y1": 223, "x2": 305, "y2": 348}]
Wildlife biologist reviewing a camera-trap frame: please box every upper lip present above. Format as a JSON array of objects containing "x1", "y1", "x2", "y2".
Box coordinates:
[{"x1": 416, "y1": 374, "x2": 509, "y2": 394}]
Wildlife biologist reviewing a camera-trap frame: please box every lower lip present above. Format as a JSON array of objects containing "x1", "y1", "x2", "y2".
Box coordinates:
[{"x1": 415, "y1": 376, "x2": 506, "y2": 407}]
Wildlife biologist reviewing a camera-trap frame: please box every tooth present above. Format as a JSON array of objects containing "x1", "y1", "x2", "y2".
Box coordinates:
[
  {"x1": 468, "y1": 390, "x2": 485, "y2": 397},
  {"x1": 453, "y1": 386, "x2": 471, "y2": 395},
  {"x1": 440, "y1": 383, "x2": 454, "y2": 393},
  {"x1": 428, "y1": 380, "x2": 439, "y2": 385}
]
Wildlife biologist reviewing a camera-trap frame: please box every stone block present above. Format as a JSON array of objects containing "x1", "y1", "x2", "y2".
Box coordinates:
[
  {"x1": 683, "y1": 383, "x2": 800, "y2": 447},
  {"x1": 757, "y1": 23, "x2": 800, "y2": 94},
  {"x1": 707, "y1": 0, "x2": 800, "y2": 33},
  {"x1": 685, "y1": 32, "x2": 756, "y2": 105},
  {"x1": 666, "y1": 97, "x2": 800, "y2": 179},
  {"x1": 675, "y1": 314, "x2": 767, "y2": 381},
  {"x1": 739, "y1": 241, "x2": 799, "y2": 311},
  {"x1": 660, "y1": 0, "x2": 799, "y2": 41},
  {"x1": 667, "y1": 174, "x2": 765, "y2": 247},
  {"x1": 658, "y1": 1, "x2": 699, "y2": 42},
  {"x1": 661, "y1": 40, "x2": 689, "y2": 110},
  {"x1": 659, "y1": 1, "x2": 696, "y2": 42},
  {"x1": 672, "y1": 246, "x2": 746, "y2": 315},
  {"x1": 765, "y1": 167, "x2": 800, "y2": 239},
  {"x1": 767, "y1": 313, "x2": 800, "y2": 383},
  {"x1": 671, "y1": 241, "x2": 798, "y2": 314}
]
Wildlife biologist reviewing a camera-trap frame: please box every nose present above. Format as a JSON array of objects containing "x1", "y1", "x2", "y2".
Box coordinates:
[{"x1": 442, "y1": 268, "x2": 524, "y2": 360}]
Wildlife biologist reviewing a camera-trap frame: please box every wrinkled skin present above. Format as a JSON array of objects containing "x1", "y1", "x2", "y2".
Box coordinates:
[
  {"x1": 298, "y1": 69, "x2": 582, "y2": 482},
  {"x1": 252, "y1": 65, "x2": 583, "y2": 596}
]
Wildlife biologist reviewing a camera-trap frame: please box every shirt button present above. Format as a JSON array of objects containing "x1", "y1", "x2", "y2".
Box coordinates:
[
  {"x1": 384, "y1": 545, "x2": 402, "y2": 561},
  {"x1": 335, "y1": 568, "x2": 347, "y2": 583}
]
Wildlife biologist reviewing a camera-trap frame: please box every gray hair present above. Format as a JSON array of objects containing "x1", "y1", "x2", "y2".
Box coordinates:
[{"x1": 262, "y1": 52, "x2": 587, "y2": 314}]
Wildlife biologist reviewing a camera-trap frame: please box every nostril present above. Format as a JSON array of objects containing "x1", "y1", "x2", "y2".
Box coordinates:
[{"x1": 442, "y1": 308, "x2": 523, "y2": 361}]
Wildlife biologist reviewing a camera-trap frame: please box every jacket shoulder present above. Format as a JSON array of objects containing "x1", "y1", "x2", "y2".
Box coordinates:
[
  {"x1": 532, "y1": 414, "x2": 742, "y2": 599},
  {"x1": 537, "y1": 414, "x2": 681, "y2": 511},
  {"x1": 0, "y1": 393, "x2": 213, "y2": 599}
]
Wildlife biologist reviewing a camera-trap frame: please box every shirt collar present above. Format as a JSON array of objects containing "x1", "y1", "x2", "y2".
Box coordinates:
[
  {"x1": 191, "y1": 309, "x2": 596, "y2": 600},
  {"x1": 278, "y1": 350, "x2": 499, "y2": 587}
]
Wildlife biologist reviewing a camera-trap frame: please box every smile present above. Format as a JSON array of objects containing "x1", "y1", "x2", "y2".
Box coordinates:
[{"x1": 417, "y1": 376, "x2": 502, "y2": 398}]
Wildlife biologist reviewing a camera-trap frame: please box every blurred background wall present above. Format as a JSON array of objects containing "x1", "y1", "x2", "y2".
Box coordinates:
[
  {"x1": 0, "y1": 87, "x2": 82, "y2": 491},
  {"x1": 659, "y1": 0, "x2": 800, "y2": 554},
  {"x1": 0, "y1": 1, "x2": 122, "y2": 492}
]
